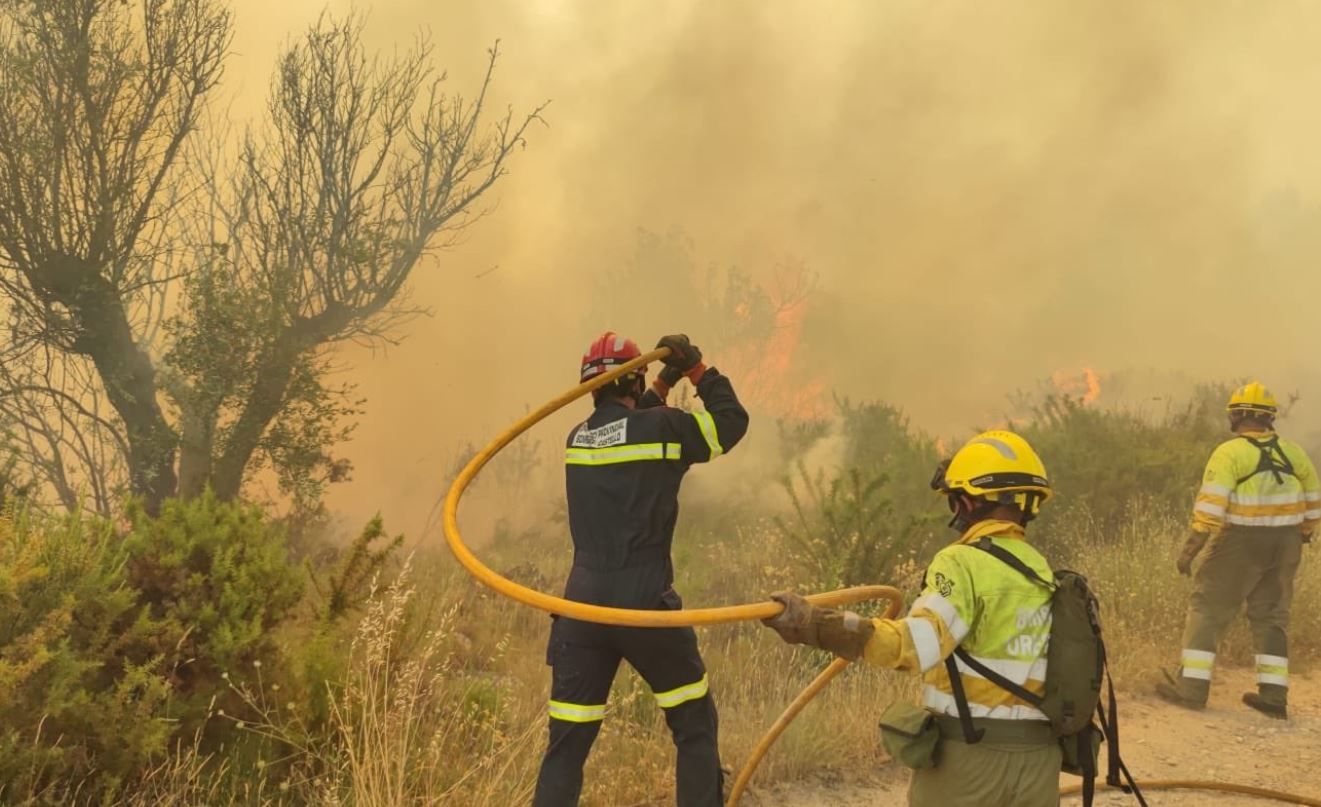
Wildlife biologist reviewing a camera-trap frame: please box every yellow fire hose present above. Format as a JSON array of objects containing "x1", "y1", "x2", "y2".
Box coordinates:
[
  {"x1": 1060, "y1": 780, "x2": 1321, "y2": 806},
  {"x1": 725, "y1": 657, "x2": 852, "y2": 805},
  {"x1": 442, "y1": 346, "x2": 1320, "y2": 806}
]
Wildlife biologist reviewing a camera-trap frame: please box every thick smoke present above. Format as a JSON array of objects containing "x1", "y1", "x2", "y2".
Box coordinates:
[{"x1": 225, "y1": 1, "x2": 1321, "y2": 532}]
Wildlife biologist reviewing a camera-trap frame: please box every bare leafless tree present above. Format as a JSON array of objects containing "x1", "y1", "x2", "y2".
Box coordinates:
[
  {"x1": 173, "y1": 14, "x2": 544, "y2": 505},
  {"x1": 0, "y1": 2, "x2": 542, "y2": 514},
  {"x1": 0, "y1": 0, "x2": 230, "y2": 512}
]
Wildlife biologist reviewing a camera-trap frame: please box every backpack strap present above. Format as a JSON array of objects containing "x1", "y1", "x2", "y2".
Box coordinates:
[
  {"x1": 953, "y1": 647, "x2": 1044, "y2": 707},
  {"x1": 1079, "y1": 724, "x2": 1096, "y2": 807},
  {"x1": 1096, "y1": 656, "x2": 1149, "y2": 806},
  {"x1": 970, "y1": 536, "x2": 1055, "y2": 590},
  {"x1": 943, "y1": 655, "x2": 986, "y2": 744},
  {"x1": 1236, "y1": 435, "x2": 1298, "y2": 485}
]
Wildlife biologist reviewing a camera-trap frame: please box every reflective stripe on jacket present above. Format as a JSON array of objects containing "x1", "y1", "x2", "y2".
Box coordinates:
[
  {"x1": 862, "y1": 520, "x2": 1053, "y2": 721},
  {"x1": 1192, "y1": 430, "x2": 1321, "y2": 537}
]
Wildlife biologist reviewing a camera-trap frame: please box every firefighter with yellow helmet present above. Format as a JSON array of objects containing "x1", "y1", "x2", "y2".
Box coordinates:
[
  {"x1": 763, "y1": 431, "x2": 1061, "y2": 806},
  {"x1": 1156, "y1": 381, "x2": 1320, "y2": 719}
]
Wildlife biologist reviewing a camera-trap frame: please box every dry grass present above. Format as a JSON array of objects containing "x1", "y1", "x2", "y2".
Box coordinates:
[{"x1": 201, "y1": 557, "x2": 546, "y2": 806}]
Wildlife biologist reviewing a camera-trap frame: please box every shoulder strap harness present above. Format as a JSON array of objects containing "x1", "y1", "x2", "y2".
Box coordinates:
[{"x1": 1237, "y1": 435, "x2": 1297, "y2": 486}]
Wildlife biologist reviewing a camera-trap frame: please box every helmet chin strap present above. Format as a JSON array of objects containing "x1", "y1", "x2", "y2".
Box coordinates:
[
  {"x1": 947, "y1": 493, "x2": 1031, "y2": 531},
  {"x1": 590, "y1": 372, "x2": 647, "y2": 405},
  {"x1": 946, "y1": 493, "x2": 984, "y2": 531}
]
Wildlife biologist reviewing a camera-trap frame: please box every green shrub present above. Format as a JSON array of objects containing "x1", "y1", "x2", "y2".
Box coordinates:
[
  {"x1": 774, "y1": 399, "x2": 944, "y2": 588},
  {"x1": 776, "y1": 464, "x2": 938, "y2": 589},
  {"x1": 835, "y1": 398, "x2": 942, "y2": 502},
  {"x1": 311, "y1": 514, "x2": 405, "y2": 623},
  {"x1": 0, "y1": 508, "x2": 172, "y2": 803},
  {"x1": 1019, "y1": 388, "x2": 1224, "y2": 538},
  {"x1": 0, "y1": 495, "x2": 307, "y2": 802},
  {"x1": 122, "y1": 492, "x2": 305, "y2": 715}
]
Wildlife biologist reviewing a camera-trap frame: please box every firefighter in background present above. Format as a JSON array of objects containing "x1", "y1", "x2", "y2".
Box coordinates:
[
  {"x1": 763, "y1": 431, "x2": 1061, "y2": 806},
  {"x1": 1156, "y1": 381, "x2": 1320, "y2": 719},
  {"x1": 533, "y1": 332, "x2": 749, "y2": 807}
]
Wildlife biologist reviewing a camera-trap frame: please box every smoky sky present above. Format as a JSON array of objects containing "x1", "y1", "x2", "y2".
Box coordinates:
[{"x1": 223, "y1": 1, "x2": 1321, "y2": 532}]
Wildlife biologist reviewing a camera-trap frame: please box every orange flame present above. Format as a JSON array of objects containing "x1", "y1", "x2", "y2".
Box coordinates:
[
  {"x1": 1050, "y1": 367, "x2": 1102, "y2": 405},
  {"x1": 709, "y1": 272, "x2": 826, "y2": 421}
]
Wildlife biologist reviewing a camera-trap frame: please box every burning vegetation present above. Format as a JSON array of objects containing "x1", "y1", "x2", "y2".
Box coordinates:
[{"x1": 1051, "y1": 368, "x2": 1104, "y2": 406}]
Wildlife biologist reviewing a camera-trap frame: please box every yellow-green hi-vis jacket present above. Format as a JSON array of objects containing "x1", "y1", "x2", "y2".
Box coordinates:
[
  {"x1": 1192, "y1": 429, "x2": 1321, "y2": 537},
  {"x1": 861, "y1": 520, "x2": 1053, "y2": 720}
]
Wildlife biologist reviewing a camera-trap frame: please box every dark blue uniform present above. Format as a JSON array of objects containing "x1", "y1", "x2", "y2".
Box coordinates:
[{"x1": 533, "y1": 368, "x2": 749, "y2": 807}]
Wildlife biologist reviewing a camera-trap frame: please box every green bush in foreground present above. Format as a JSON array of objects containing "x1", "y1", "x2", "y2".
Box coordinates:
[
  {"x1": 0, "y1": 509, "x2": 171, "y2": 802},
  {"x1": 0, "y1": 495, "x2": 306, "y2": 803},
  {"x1": 124, "y1": 493, "x2": 305, "y2": 712}
]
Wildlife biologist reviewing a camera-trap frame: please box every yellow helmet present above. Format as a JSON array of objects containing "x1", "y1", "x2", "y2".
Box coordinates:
[
  {"x1": 932, "y1": 430, "x2": 1052, "y2": 522},
  {"x1": 1226, "y1": 381, "x2": 1277, "y2": 415}
]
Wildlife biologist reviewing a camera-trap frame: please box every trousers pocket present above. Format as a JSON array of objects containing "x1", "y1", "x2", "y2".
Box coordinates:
[{"x1": 879, "y1": 700, "x2": 939, "y2": 769}]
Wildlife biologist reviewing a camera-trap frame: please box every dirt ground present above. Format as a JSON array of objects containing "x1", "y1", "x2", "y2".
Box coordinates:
[{"x1": 751, "y1": 665, "x2": 1321, "y2": 806}]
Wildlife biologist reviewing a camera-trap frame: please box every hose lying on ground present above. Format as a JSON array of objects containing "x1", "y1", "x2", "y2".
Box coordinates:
[
  {"x1": 1059, "y1": 779, "x2": 1321, "y2": 806},
  {"x1": 442, "y1": 346, "x2": 1318, "y2": 806}
]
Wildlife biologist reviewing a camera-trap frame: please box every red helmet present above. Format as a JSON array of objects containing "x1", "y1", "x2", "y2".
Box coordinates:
[{"x1": 580, "y1": 331, "x2": 645, "y2": 383}]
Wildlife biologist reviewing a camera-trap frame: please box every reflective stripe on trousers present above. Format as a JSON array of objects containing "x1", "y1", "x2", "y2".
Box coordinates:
[
  {"x1": 548, "y1": 674, "x2": 710, "y2": 721},
  {"x1": 548, "y1": 699, "x2": 607, "y2": 723},
  {"x1": 1256, "y1": 653, "x2": 1288, "y2": 687},
  {"x1": 654, "y1": 674, "x2": 710, "y2": 708},
  {"x1": 1180, "y1": 648, "x2": 1215, "y2": 681}
]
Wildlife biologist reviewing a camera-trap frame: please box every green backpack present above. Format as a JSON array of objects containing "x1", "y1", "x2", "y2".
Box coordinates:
[{"x1": 942, "y1": 537, "x2": 1147, "y2": 807}]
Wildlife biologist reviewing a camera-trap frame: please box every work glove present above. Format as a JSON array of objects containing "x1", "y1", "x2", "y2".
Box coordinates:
[
  {"x1": 1177, "y1": 531, "x2": 1209, "y2": 576},
  {"x1": 762, "y1": 591, "x2": 875, "y2": 661},
  {"x1": 658, "y1": 364, "x2": 684, "y2": 388},
  {"x1": 762, "y1": 591, "x2": 815, "y2": 643},
  {"x1": 642, "y1": 365, "x2": 686, "y2": 407},
  {"x1": 656, "y1": 334, "x2": 703, "y2": 371}
]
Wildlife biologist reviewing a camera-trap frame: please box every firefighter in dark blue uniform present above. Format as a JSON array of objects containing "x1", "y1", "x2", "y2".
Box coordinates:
[{"x1": 533, "y1": 332, "x2": 750, "y2": 807}]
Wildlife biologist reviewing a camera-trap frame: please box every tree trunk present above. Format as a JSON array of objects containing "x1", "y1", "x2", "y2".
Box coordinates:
[
  {"x1": 209, "y1": 340, "x2": 301, "y2": 501},
  {"x1": 209, "y1": 308, "x2": 353, "y2": 501},
  {"x1": 176, "y1": 404, "x2": 214, "y2": 500},
  {"x1": 30, "y1": 256, "x2": 177, "y2": 513}
]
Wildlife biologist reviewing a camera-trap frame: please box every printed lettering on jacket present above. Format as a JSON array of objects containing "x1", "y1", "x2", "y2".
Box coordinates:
[
  {"x1": 572, "y1": 418, "x2": 628, "y2": 448},
  {"x1": 1016, "y1": 604, "x2": 1051, "y2": 629}
]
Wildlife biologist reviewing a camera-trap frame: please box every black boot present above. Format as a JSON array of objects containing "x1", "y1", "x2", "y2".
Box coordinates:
[
  {"x1": 1155, "y1": 668, "x2": 1208, "y2": 711},
  {"x1": 1242, "y1": 687, "x2": 1288, "y2": 720},
  {"x1": 1156, "y1": 681, "x2": 1207, "y2": 711}
]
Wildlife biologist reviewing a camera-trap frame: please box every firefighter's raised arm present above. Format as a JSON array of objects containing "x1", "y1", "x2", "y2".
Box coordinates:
[{"x1": 652, "y1": 333, "x2": 749, "y2": 463}]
